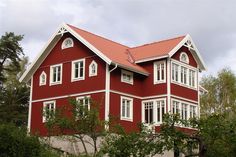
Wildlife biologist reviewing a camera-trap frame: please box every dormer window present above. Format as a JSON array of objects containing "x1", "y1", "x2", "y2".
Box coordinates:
[
  {"x1": 61, "y1": 37, "x2": 74, "y2": 49},
  {"x1": 121, "y1": 70, "x2": 133, "y2": 85},
  {"x1": 39, "y1": 71, "x2": 47, "y2": 86},
  {"x1": 180, "y1": 52, "x2": 189, "y2": 64},
  {"x1": 89, "y1": 61, "x2": 98, "y2": 77}
]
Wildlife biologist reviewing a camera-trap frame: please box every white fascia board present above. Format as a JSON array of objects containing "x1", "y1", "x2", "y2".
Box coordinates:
[
  {"x1": 113, "y1": 62, "x2": 149, "y2": 76},
  {"x1": 168, "y1": 34, "x2": 207, "y2": 71},
  {"x1": 19, "y1": 24, "x2": 64, "y2": 83},
  {"x1": 135, "y1": 55, "x2": 168, "y2": 63},
  {"x1": 63, "y1": 24, "x2": 112, "y2": 65}
]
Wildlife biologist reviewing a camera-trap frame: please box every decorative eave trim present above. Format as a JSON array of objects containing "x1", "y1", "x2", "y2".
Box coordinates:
[
  {"x1": 19, "y1": 23, "x2": 112, "y2": 83},
  {"x1": 168, "y1": 34, "x2": 207, "y2": 71},
  {"x1": 134, "y1": 55, "x2": 169, "y2": 63}
]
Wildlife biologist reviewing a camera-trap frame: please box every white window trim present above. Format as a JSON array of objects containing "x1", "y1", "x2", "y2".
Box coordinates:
[
  {"x1": 153, "y1": 60, "x2": 166, "y2": 84},
  {"x1": 50, "y1": 63, "x2": 63, "y2": 86},
  {"x1": 61, "y1": 37, "x2": 74, "y2": 49},
  {"x1": 89, "y1": 60, "x2": 98, "y2": 77},
  {"x1": 142, "y1": 98, "x2": 166, "y2": 125},
  {"x1": 121, "y1": 70, "x2": 134, "y2": 85},
  {"x1": 76, "y1": 95, "x2": 91, "y2": 111},
  {"x1": 120, "y1": 96, "x2": 133, "y2": 122},
  {"x1": 180, "y1": 52, "x2": 189, "y2": 64},
  {"x1": 171, "y1": 59, "x2": 197, "y2": 90},
  {"x1": 42, "y1": 100, "x2": 56, "y2": 123},
  {"x1": 71, "y1": 59, "x2": 85, "y2": 82},
  {"x1": 171, "y1": 98, "x2": 199, "y2": 120},
  {"x1": 39, "y1": 71, "x2": 47, "y2": 86}
]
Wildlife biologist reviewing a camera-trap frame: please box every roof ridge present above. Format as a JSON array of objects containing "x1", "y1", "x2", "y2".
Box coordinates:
[
  {"x1": 129, "y1": 35, "x2": 186, "y2": 50},
  {"x1": 67, "y1": 24, "x2": 130, "y2": 49}
]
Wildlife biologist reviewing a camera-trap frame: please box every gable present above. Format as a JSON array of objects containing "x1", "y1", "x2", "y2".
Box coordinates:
[{"x1": 171, "y1": 46, "x2": 198, "y2": 68}]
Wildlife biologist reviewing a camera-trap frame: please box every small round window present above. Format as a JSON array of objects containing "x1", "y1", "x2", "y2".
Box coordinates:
[
  {"x1": 61, "y1": 37, "x2": 74, "y2": 49},
  {"x1": 180, "y1": 52, "x2": 189, "y2": 64}
]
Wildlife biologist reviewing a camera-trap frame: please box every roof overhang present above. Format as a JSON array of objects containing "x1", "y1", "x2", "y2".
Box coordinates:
[
  {"x1": 20, "y1": 23, "x2": 112, "y2": 83},
  {"x1": 168, "y1": 34, "x2": 207, "y2": 71},
  {"x1": 135, "y1": 55, "x2": 169, "y2": 64}
]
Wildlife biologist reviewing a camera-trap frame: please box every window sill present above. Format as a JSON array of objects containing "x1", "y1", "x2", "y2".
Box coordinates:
[
  {"x1": 121, "y1": 80, "x2": 133, "y2": 85},
  {"x1": 71, "y1": 78, "x2": 85, "y2": 82},
  {"x1": 50, "y1": 81, "x2": 62, "y2": 86},
  {"x1": 120, "y1": 117, "x2": 133, "y2": 122},
  {"x1": 154, "y1": 81, "x2": 166, "y2": 84}
]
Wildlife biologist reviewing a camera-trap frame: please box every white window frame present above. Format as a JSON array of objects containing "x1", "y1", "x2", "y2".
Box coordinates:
[
  {"x1": 171, "y1": 59, "x2": 197, "y2": 89},
  {"x1": 180, "y1": 52, "x2": 189, "y2": 64},
  {"x1": 61, "y1": 37, "x2": 74, "y2": 49},
  {"x1": 171, "y1": 98, "x2": 199, "y2": 120},
  {"x1": 50, "y1": 64, "x2": 63, "y2": 86},
  {"x1": 121, "y1": 70, "x2": 133, "y2": 85},
  {"x1": 142, "y1": 98, "x2": 166, "y2": 125},
  {"x1": 76, "y1": 95, "x2": 91, "y2": 111},
  {"x1": 120, "y1": 96, "x2": 133, "y2": 122},
  {"x1": 153, "y1": 61, "x2": 166, "y2": 84},
  {"x1": 42, "y1": 100, "x2": 56, "y2": 123},
  {"x1": 39, "y1": 71, "x2": 47, "y2": 86},
  {"x1": 71, "y1": 59, "x2": 85, "y2": 82},
  {"x1": 89, "y1": 60, "x2": 98, "y2": 77}
]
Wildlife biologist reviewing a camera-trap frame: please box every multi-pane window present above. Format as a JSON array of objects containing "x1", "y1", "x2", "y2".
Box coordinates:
[
  {"x1": 171, "y1": 100, "x2": 198, "y2": 120},
  {"x1": 189, "y1": 70, "x2": 196, "y2": 87},
  {"x1": 154, "y1": 61, "x2": 166, "y2": 84},
  {"x1": 157, "y1": 100, "x2": 165, "y2": 123},
  {"x1": 76, "y1": 96, "x2": 90, "y2": 117},
  {"x1": 189, "y1": 105, "x2": 197, "y2": 118},
  {"x1": 89, "y1": 61, "x2": 98, "y2": 77},
  {"x1": 180, "y1": 52, "x2": 189, "y2": 64},
  {"x1": 50, "y1": 64, "x2": 62, "y2": 85},
  {"x1": 181, "y1": 103, "x2": 188, "y2": 120},
  {"x1": 181, "y1": 67, "x2": 187, "y2": 84},
  {"x1": 172, "y1": 63, "x2": 179, "y2": 82},
  {"x1": 39, "y1": 71, "x2": 47, "y2": 86},
  {"x1": 120, "y1": 97, "x2": 133, "y2": 121},
  {"x1": 72, "y1": 59, "x2": 85, "y2": 81},
  {"x1": 144, "y1": 102, "x2": 154, "y2": 124},
  {"x1": 143, "y1": 99, "x2": 166, "y2": 124},
  {"x1": 61, "y1": 38, "x2": 74, "y2": 49},
  {"x1": 172, "y1": 101, "x2": 180, "y2": 114},
  {"x1": 43, "y1": 101, "x2": 56, "y2": 122},
  {"x1": 121, "y1": 70, "x2": 133, "y2": 85}
]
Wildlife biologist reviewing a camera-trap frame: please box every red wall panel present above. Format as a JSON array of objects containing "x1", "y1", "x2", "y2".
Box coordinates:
[{"x1": 32, "y1": 33, "x2": 106, "y2": 100}]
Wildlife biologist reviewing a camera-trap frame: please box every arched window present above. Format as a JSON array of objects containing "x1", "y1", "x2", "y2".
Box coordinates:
[
  {"x1": 39, "y1": 71, "x2": 47, "y2": 86},
  {"x1": 89, "y1": 61, "x2": 98, "y2": 77},
  {"x1": 180, "y1": 52, "x2": 189, "y2": 64},
  {"x1": 61, "y1": 37, "x2": 74, "y2": 49}
]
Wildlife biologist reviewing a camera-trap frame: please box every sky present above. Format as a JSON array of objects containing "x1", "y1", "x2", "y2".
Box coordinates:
[{"x1": 0, "y1": 0, "x2": 236, "y2": 76}]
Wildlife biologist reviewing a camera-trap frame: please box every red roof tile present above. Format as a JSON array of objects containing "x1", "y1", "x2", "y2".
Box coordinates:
[
  {"x1": 68, "y1": 24, "x2": 149, "y2": 74},
  {"x1": 68, "y1": 24, "x2": 185, "y2": 74},
  {"x1": 129, "y1": 36, "x2": 185, "y2": 62}
]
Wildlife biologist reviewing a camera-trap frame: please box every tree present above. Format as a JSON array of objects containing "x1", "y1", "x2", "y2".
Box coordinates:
[
  {"x1": 101, "y1": 124, "x2": 164, "y2": 157},
  {"x1": 44, "y1": 98, "x2": 106, "y2": 156},
  {"x1": 200, "y1": 68, "x2": 236, "y2": 116},
  {"x1": 0, "y1": 57, "x2": 30, "y2": 126},
  {"x1": 0, "y1": 32, "x2": 24, "y2": 83},
  {"x1": 160, "y1": 113, "x2": 236, "y2": 157}
]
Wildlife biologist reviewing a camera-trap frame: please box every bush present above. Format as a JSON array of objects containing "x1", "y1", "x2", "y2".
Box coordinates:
[{"x1": 0, "y1": 124, "x2": 60, "y2": 157}]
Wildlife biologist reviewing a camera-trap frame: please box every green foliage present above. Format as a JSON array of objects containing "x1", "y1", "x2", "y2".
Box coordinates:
[
  {"x1": 200, "y1": 68, "x2": 236, "y2": 115},
  {"x1": 44, "y1": 98, "x2": 106, "y2": 156},
  {"x1": 0, "y1": 124, "x2": 41, "y2": 157},
  {"x1": 0, "y1": 32, "x2": 24, "y2": 82},
  {"x1": 0, "y1": 57, "x2": 29, "y2": 126},
  {"x1": 101, "y1": 124, "x2": 164, "y2": 157}
]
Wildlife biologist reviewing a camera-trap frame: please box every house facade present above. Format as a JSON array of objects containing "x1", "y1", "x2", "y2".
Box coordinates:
[{"x1": 20, "y1": 23, "x2": 206, "y2": 136}]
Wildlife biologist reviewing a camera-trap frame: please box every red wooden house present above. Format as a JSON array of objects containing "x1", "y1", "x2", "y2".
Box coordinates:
[{"x1": 20, "y1": 23, "x2": 206, "y2": 136}]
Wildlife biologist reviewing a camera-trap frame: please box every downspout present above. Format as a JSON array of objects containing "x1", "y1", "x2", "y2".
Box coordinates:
[{"x1": 105, "y1": 63, "x2": 118, "y2": 129}]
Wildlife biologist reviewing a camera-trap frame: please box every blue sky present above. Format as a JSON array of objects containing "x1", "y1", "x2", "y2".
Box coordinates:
[{"x1": 0, "y1": 0, "x2": 236, "y2": 76}]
